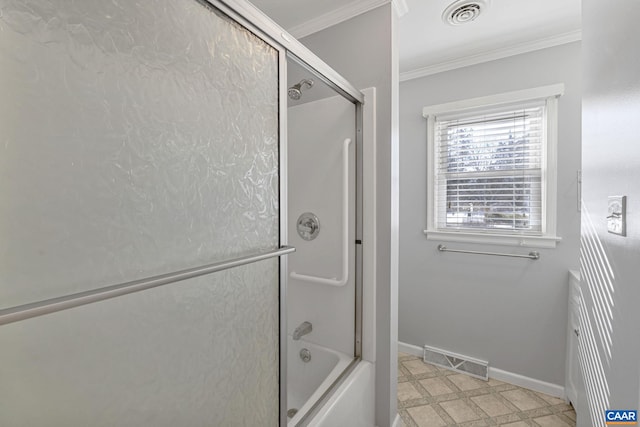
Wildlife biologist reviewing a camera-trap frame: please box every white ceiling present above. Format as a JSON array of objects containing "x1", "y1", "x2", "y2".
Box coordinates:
[
  {"x1": 249, "y1": 0, "x2": 581, "y2": 80},
  {"x1": 249, "y1": 0, "x2": 355, "y2": 29}
]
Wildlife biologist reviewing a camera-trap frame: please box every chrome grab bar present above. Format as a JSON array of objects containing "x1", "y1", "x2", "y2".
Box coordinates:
[
  {"x1": 437, "y1": 244, "x2": 540, "y2": 260},
  {"x1": 0, "y1": 246, "x2": 296, "y2": 326}
]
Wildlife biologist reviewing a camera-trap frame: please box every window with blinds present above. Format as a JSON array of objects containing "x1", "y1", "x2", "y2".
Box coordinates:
[
  {"x1": 434, "y1": 102, "x2": 545, "y2": 234},
  {"x1": 423, "y1": 85, "x2": 563, "y2": 247}
]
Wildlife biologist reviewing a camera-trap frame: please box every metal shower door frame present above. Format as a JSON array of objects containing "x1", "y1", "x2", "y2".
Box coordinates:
[
  {"x1": 0, "y1": 0, "x2": 364, "y2": 424},
  {"x1": 282, "y1": 53, "x2": 365, "y2": 427},
  {"x1": 205, "y1": 2, "x2": 364, "y2": 425},
  {"x1": 206, "y1": 3, "x2": 365, "y2": 425},
  {"x1": 0, "y1": 0, "x2": 365, "y2": 424}
]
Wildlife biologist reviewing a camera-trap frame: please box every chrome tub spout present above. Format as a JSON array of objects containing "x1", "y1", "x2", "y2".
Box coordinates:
[{"x1": 293, "y1": 321, "x2": 312, "y2": 340}]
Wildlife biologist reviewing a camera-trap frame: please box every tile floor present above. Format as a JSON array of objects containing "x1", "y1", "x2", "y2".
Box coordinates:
[{"x1": 398, "y1": 352, "x2": 576, "y2": 427}]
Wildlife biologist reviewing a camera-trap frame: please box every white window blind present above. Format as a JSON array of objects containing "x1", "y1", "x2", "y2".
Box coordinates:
[{"x1": 434, "y1": 101, "x2": 546, "y2": 235}]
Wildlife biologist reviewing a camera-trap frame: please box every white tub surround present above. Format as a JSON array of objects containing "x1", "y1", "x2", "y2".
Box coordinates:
[{"x1": 287, "y1": 338, "x2": 352, "y2": 426}]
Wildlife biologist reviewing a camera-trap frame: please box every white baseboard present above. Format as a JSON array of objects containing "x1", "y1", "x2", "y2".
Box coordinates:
[
  {"x1": 398, "y1": 342, "x2": 565, "y2": 399},
  {"x1": 488, "y1": 367, "x2": 565, "y2": 398},
  {"x1": 398, "y1": 341, "x2": 423, "y2": 357}
]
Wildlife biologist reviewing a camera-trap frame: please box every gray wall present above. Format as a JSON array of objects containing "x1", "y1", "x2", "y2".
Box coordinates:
[
  {"x1": 301, "y1": 5, "x2": 399, "y2": 426},
  {"x1": 581, "y1": 0, "x2": 640, "y2": 416},
  {"x1": 399, "y1": 42, "x2": 582, "y2": 386}
]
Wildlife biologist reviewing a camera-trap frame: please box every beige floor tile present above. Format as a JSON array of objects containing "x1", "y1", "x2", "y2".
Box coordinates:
[
  {"x1": 501, "y1": 389, "x2": 546, "y2": 411},
  {"x1": 397, "y1": 381, "x2": 423, "y2": 401},
  {"x1": 407, "y1": 404, "x2": 447, "y2": 427},
  {"x1": 440, "y1": 399, "x2": 482, "y2": 423},
  {"x1": 532, "y1": 414, "x2": 573, "y2": 427},
  {"x1": 525, "y1": 407, "x2": 554, "y2": 418},
  {"x1": 564, "y1": 410, "x2": 576, "y2": 421},
  {"x1": 449, "y1": 373, "x2": 489, "y2": 391},
  {"x1": 459, "y1": 420, "x2": 492, "y2": 427},
  {"x1": 419, "y1": 377, "x2": 455, "y2": 396},
  {"x1": 488, "y1": 377, "x2": 505, "y2": 386},
  {"x1": 398, "y1": 360, "x2": 576, "y2": 427},
  {"x1": 494, "y1": 413, "x2": 528, "y2": 425},
  {"x1": 535, "y1": 392, "x2": 567, "y2": 406},
  {"x1": 403, "y1": 359, "x2": 437, "y2": 375},
  {"x1": 471, "y1": 394, "x2": 516, "y2": 417}
]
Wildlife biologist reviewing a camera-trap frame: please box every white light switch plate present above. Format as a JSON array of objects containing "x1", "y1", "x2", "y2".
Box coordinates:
[{"x1": 607, "y1": 195, "x2": 626, "y2": 236}]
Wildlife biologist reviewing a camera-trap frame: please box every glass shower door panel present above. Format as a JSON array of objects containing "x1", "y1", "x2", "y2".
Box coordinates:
[
  {"x1": 0, "y1": 259, "x2": 279, "y2": 426},
  {"x1": 0, "y1": 0, "x2": 279, "y2": 308},
  {"x1": 0, "y1": 0, "x2": 281, "y2": 425}
]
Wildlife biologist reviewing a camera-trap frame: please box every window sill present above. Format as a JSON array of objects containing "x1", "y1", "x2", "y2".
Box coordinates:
[{"x1": 423, "y1": 230, "x2": 561, "y2": 249}]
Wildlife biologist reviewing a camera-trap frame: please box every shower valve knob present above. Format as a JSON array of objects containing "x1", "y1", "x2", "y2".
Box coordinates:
[{"x1": 296, "y1": 212, "x2": 320, "y2": 241}]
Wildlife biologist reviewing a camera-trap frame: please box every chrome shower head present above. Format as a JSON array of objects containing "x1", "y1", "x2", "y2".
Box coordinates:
[
  {"x1": 288, "y1": 79, "x2": 314, "y2": 100},
  {"x1": 288, "y1": 86, "x2": 302, "y2": 100}
]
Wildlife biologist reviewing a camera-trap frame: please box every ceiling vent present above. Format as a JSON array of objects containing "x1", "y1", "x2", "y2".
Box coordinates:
[{"x1": 442, "y1": 0, "x2": 490, "y2": 26}]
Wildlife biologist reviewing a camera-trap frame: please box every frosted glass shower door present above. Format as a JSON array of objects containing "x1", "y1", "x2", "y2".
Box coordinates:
[{"x1": 0, "y1": 0, "x2": 282, "y2": 425}]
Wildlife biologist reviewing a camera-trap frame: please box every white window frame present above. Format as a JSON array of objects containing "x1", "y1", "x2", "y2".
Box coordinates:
[{"x1": 422, "y1": 84, "x2": 564, "y2": 249}]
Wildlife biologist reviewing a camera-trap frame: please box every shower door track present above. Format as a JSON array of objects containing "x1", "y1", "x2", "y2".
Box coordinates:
[{"x1": 0, "y1": 246, "x2": 295, "y2": 326}]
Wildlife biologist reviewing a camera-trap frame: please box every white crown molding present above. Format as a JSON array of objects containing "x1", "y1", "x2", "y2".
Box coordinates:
[
  {"x1": 392, "y1": 0, "x2": 409, "y2": 17},
  {"x1": 288, "y1": 0, "x2": 389, "y2": 39},
  {"x1": 400, "y1": 29, "x2": 582, "y2": 82}
]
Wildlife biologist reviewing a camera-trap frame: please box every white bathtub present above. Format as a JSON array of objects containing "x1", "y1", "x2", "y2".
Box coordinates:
[
  {"x1": 287, "y1": 337, "x2": 352, "y2": 426},
  {"x1": 307, "y1": 360, "x2": 376, "y2": 427}
]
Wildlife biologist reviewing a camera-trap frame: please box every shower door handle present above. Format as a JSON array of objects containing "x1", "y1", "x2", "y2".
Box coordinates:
[{"x1": 0, "y1": 246, "x2": 296, "y2": 326}]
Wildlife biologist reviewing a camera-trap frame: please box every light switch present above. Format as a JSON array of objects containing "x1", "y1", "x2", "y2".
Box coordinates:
[{"x1": 607, "y1": 195, "x2": 626, "y2": 236}]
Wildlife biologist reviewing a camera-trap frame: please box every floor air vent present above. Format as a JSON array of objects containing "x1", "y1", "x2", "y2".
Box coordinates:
[{"x1": 423, "y1": 345, "x2": 489, "y2": 380}]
